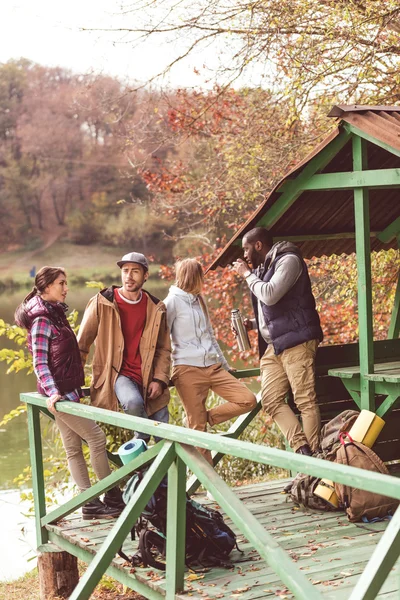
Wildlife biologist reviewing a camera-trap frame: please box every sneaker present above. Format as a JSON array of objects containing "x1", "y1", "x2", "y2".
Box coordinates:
[{"x1": 82, "y1": 497, "x2": 122, "y2": 521}]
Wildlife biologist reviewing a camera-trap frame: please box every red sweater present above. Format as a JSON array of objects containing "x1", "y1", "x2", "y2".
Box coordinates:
[{"x1": 115, "y1": 288, "x2": 148, "y2": 385}]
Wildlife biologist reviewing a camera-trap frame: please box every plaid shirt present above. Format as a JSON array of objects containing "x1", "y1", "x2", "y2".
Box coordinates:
[{"x1": 31, "y1": 316, "x2": 80, "y2": 402}]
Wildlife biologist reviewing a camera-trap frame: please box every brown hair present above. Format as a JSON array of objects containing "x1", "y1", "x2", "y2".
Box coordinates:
[
  {"x1": 15, "y1": 266, "x2": 66, "y2": 329},
  {"x1": 175, "y1": 258, "x2": 209, "y2": 316},
  {"x1": 175, "y1": 259, "x2": 204, "y2": 295}
]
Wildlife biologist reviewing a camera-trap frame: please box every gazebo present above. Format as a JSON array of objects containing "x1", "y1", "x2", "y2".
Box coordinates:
[{"x1": 209, "y1": 105, "x2": 400, "y2": 423}]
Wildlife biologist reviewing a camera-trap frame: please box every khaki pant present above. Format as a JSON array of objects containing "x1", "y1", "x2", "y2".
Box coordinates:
[
  {"x1": 172, "y1": 363, "x2": 257, "y2": 464},
  {"x1": 260, "y1": 340, "x2": 320, "y2": 452},
  {"x1": 55, "y1": 411, "x2": 111, "y2": 491}
]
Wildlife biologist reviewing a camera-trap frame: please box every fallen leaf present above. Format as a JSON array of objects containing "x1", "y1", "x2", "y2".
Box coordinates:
[{"x1": 187, "y1": 574, "x2": 205, "y2": 581}]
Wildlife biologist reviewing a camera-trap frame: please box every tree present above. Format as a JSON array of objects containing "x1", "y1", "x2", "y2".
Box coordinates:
[
  {"x1": 135, "y1": 86, "x2": 320, "y2": 251},
  {"x1": 112, "y1": 0, "x2": 400, "y2": 113}
]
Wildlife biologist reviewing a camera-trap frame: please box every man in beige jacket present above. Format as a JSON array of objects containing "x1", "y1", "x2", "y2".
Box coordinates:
[{"x1": 78, "y1": 252, "x2": 171, "y2": 441}]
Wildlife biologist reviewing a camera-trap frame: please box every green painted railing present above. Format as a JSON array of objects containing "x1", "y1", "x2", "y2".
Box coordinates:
[{"x1": 22, "y1": 385, "x2": 400, "y2": 600}]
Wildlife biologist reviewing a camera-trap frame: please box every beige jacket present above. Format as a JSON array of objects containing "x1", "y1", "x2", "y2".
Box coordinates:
[{"x1": 77, "y1": 286, "x2": 171, "y2": 415}]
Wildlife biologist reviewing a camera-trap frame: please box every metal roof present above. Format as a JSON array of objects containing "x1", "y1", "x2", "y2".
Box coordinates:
[{"x1": 208, "y1": 106, "x2": 400, "y2": 270}]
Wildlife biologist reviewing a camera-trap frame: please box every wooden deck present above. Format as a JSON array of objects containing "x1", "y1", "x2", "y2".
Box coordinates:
[{"x1": 45, "y1": 478, "x2": 399, "y2": 599}]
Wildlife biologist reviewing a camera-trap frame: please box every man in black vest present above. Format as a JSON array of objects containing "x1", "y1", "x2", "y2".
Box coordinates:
[{"x1": 232, "y1": 227, "x2": 323, "y2": 456}]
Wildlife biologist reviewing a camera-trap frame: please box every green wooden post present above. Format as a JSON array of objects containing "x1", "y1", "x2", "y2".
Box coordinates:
[
  {"x1": 353, "y1": 134, "x2": 375, "y2": 411},
  {"x1": 349, "y1": 505, "x2": 400, "y2": 600},
  {"x1": 388, "y1": 236, "x2": 400, "y2": 339},
  {"x1": 27, "y1": 403, "x2": 48, "y2": 547},
  {"x1": 69, "y1": 442, "x2": 176, "y2": 600},
  {"x1": 166, "y1": 453, "x2": 187, "y2": 597}
]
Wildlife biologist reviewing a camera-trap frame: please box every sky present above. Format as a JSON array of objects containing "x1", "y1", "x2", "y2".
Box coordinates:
[{"x1": 0, "y1": 1, "x2": 228, "y2": 88}]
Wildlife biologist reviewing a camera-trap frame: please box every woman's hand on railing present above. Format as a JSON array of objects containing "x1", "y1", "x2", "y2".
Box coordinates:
[{"x1": 46, "y1": 393, "x2": 62, "y2": 414}]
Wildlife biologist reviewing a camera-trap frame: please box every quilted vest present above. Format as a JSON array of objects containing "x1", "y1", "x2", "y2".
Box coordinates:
[
  {"x1": 25, "y1": 296, "x2": 84, "y2": 395},
  {"x1": 252, "y1": 251, "x2": 323, "y2": 357}
]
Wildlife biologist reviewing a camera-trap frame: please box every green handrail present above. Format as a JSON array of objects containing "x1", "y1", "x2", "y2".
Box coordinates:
[{"x1": 22, "y1": 385, "x2": 400, "y2": 600}]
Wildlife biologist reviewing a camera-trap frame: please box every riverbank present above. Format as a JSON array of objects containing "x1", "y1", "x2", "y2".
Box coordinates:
[
  {"x1": 0, "y1": 242, "x2": 163, "y2": 291},
  {"x1": 0, "y1": 567, "x2": 145, "y2": 600}
]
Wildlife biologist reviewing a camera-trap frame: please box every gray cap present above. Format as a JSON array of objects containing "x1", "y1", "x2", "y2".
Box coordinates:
[{"x1": 117, "y1": 252, "x2": 149, "y2": 271}]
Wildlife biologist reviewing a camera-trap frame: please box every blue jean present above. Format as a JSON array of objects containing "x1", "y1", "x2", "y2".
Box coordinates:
[{"x1": 114, "y1": 375, "x2": 169, "y2": 441}]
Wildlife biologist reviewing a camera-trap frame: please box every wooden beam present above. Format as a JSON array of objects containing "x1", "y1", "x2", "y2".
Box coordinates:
[
  {"x1": 166, "y1": 456, "x2": 187, "y2": 597},
  {"x1": 68, "y1": 442, "x2": 176, "y2": 600},
  {"x1": 257, "y1": 128, "x2": 351, "y2": 229},
  {"x1": 278, "y1": 168, "x2": 400, "y2": 192},
  {"x1": 377, "y1": 216, "x2": 400, "y2": 244},
  {"x1": 27, "y1": 404, "x2": 48, "y2": 547},
  {"x1": 21, "y1": 394, "x2": 400, "y2": 499},
  {"x1": 46, "y1": 531, "x2": 164, "y2": 600},
  {"x1": 344, "y1": 122, "x2": 400, "y2": 158},
  {"x1": 349, "y1": 505, "x2": 400, "y2": 600},
  {"x1": 177, "y1": 444, "x2": 322, "y2": 600},
  {"x1": 41, "y1": 442, "x2": 163, "y2": 526},
  {"x1": 353, "y1": 135, "x2": 375, "y2": 411}
]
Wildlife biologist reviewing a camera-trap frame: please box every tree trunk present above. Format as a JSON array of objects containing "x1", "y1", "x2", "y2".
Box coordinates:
[{"x1": 38, "y1": 549, "x2": 79, "y2": 599}]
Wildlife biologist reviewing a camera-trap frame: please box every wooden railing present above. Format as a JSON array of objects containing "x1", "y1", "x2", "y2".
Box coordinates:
[{"x1": 22, "y1": 383, "x2": 400, "y2": 600}]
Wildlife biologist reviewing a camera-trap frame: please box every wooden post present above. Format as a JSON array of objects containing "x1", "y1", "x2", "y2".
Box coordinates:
[
  {"x1": 38, "y1": 545, "x2": 79, "y2": 599},
  {"x1": 166, "y1": 454, "x2": 186, "y2": 597},
  {"x1": 352, "y1": 134, "x2": 375, "y2": 411}
]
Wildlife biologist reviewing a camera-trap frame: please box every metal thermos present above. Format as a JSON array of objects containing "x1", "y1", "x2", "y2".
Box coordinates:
[{"x1": 231, "y1": 309, "x2": 251, "y2": 352}]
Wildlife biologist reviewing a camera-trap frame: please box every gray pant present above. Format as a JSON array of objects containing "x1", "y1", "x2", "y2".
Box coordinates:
[{"x1": 55, "y1": 412, "x2": 111, "y2": 491}]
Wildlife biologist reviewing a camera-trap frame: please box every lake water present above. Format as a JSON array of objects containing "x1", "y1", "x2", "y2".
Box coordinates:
[{"x1": 0, "y1": 280, "x2": 169, "y2": 581}]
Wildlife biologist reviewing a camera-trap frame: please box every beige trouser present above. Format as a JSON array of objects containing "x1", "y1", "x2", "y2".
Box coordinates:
[
  {"x1": 260, "y1": 340, "x2": 321, "y2": 452},
  {"x1": 172, "y1": 363, "x2": 257, "y2": 465},
  {"x1": 55, "y1": 412, "x2": 111, "y2": 491}
]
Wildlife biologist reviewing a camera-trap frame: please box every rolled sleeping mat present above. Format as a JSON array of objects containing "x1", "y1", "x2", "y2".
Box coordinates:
[
  {"x1": 348, "y1": 409, "x2": 385, "y2": 448},
  {"x1": 118, "y1": 438, "x2": 148, "y2": 465}
]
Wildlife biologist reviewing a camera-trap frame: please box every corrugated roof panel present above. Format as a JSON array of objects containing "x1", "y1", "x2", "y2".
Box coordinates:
[{"x1": 208, "y1": 106, "x2": 400, "y2": 271}]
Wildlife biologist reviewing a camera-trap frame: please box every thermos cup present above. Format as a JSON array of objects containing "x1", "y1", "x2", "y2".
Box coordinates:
[{"x1": 231, "y1": 309, "x2": 251, "y2": 352}]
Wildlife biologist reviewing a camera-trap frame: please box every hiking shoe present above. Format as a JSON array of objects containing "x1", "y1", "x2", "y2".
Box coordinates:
[
  {"x1": 296, "y1": 444, "x2": 313, "y2": 456},
  {"x1": 104, "y1": 487, "x2": 125, "y2": 512},
  {"x1": 283, "y1": 444, "x2": 313, "y2": 494},
  {"x1": 82, "y1": 497, "x2": 122, "y2": 520}
]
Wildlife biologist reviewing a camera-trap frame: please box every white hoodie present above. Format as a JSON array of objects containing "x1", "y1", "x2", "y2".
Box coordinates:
[{"x1": 164, "y1": 285, "x2": 229, "y2": 370}]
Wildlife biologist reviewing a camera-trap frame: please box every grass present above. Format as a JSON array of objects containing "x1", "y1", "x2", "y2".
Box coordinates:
[
  {"x1": 0, "y1": 242, "x2": 163, "y2": 290},
  {"x1": 0, "y1": 565, "x2": 145, "y2": 600}
]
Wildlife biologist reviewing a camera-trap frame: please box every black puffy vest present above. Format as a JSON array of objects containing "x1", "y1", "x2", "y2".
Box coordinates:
[{"x1": 252, "y1": 251, "x2": 323, "y2": 357}]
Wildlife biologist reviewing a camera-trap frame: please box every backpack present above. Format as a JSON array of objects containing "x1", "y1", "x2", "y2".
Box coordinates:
[
  {"x1": 119, "y1": 472, "x2": 238, "y2": 570},
  {"x1": 289, "y1": 410, "x2": 359, "y2": 510},
  {"x1": 334, "y1": 435, "x2": 399, "y2": 523}
]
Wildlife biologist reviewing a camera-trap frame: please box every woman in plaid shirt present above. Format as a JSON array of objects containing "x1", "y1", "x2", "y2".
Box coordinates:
[{"x1": 15, "y1": 266, "x2": 124, "y2": 520}]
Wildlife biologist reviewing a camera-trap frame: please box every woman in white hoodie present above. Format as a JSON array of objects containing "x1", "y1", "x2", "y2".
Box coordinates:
[{"x1": 164, "y1": 258, "x2": 257, "y2": 465}]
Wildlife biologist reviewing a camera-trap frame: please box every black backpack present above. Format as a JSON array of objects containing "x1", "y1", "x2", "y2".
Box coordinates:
[{"x1": 119, "y1": 472, "x2": 238, "y2": 570}]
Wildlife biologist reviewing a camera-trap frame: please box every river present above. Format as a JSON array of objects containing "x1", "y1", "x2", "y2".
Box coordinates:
[{"x1": 0, "y1": 280, "x2": 169, "y2": 581}]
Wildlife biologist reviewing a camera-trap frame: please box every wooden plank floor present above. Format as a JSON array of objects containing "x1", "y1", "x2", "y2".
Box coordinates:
[{"x1": 45, "y1": 478, "x2": 399, "y2": 599}]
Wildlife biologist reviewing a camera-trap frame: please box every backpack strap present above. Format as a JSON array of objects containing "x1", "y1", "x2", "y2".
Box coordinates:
[{"x1": 139, "y1": 529, "x2": 166, "y2": 570}]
